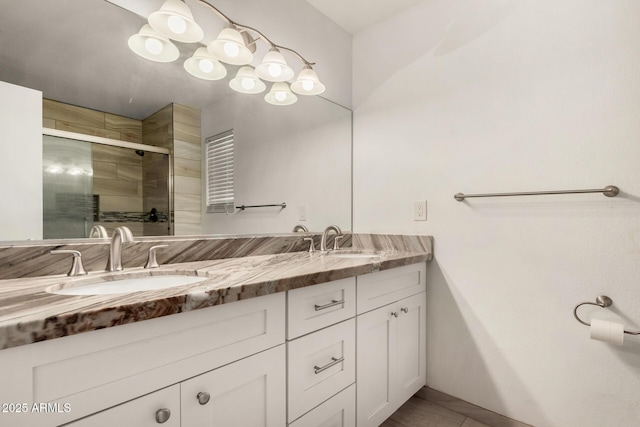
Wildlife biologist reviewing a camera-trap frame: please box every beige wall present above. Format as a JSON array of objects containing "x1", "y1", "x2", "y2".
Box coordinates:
[{"x1": 43, "y1": 99, "x2": 142, "y2": 143}]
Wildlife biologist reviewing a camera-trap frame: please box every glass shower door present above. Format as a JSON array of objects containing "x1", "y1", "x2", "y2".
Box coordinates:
[{"x1": 43, "y1": 135, "x2": 94, "y2": 239}]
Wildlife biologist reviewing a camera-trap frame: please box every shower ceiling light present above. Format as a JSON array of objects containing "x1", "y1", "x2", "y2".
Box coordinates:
[
  {"x1": 128, "y1": 0, "x2": 325, "y2": 105},
  {"x1": 148, "y1": 0, "x2": 204, "y2": 43},
  {"x1": 184, "y1": 47, "x2": 227, "y2": 80},
  {"x1": 265, "y1": 82, "x2": 297, "y2": 106}
]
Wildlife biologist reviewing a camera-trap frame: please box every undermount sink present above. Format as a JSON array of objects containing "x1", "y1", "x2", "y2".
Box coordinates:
[
  {"x1": 48, "y1": 273, "x2": 208, "y2": 296},
  {"x1": 324, "y1": 250, "x2": 390, "y2": 259}
]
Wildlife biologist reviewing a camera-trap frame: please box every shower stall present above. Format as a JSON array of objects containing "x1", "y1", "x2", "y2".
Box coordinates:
[{"x1": 42, "y1": 131, "x2": 172, "y2": 239}]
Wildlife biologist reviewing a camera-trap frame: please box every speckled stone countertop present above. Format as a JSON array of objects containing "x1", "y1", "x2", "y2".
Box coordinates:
[{"x1": 0, "y1": 237, "x2": 432, "y2": 350}]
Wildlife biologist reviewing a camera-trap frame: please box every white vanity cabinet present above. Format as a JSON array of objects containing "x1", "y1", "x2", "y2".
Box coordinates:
[
  {"x1": 180, "y1": 345, "x2": 286, "y2": 427},
  {"x1": 356, "y1": 263, "x2": 427, "y2": 427},
  {"x1": 0, "y1": 261, "x2": 428, "y2": 427},
  {"x1": 65, "y1": 385, "x2": 181, "y2": 427},
  {"x1": 286, "y1": 277, "x2": 357, "y2": 426},
  {"x1": 0, "y1": 292, "x2": 285, "y2": 427}
]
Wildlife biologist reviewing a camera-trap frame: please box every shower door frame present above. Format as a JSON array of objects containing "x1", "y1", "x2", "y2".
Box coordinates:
[{"x1": 42, "y1": 128, "x2": 173, "y2": 236}]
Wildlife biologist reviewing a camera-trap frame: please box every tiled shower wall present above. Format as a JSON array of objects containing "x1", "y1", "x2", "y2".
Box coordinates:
[{"x1": 42, "y1": 100, "x2": 203, "y2": 237}]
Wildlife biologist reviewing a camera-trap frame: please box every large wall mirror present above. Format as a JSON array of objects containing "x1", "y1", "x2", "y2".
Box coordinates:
[{"x1": 0, "y1": 0, "x2": 351, "y2": 243}]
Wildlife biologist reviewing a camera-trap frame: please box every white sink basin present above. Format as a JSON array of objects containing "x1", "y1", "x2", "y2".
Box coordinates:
[
  {"x1": 49, "y1": 274, "x2": 208, "y2": 296},
  {"x1": 324, "y1": 250, "x2": 389, "y2": 259}
]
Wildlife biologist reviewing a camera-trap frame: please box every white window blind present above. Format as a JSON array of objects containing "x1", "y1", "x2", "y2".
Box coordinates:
[{"x1": 205, "y1": 130, "x2": 234, "y2": 213}]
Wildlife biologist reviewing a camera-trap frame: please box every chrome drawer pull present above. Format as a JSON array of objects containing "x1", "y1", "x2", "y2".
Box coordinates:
[
  {"x1": 155, "y1": 408, "x2": 171, "y2": 423},
  {"x1": 401, "y1": 307, "x2": 409, "y2": 314},
  {"x1": 314, "y1": 299, "x2": 345, "y2": 311},
  {"x1": 314, "y1": 356, "x2": 344, "y2": 374}
]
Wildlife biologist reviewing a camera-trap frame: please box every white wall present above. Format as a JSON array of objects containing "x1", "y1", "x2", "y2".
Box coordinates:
[
  {"x1": 201, "y1": 91, "x2": 352, "y2": 235},
  {"x1": 0, "y1": 81, "x2": 42, "y2": 241},
  {"x1": 353, "y1": 1, "x2": 640, "y2": 426}
]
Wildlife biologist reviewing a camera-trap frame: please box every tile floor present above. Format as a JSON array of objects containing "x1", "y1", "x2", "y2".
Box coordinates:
[{"x1": 381, "y1": 387, "x2": 533, "y2": 427}]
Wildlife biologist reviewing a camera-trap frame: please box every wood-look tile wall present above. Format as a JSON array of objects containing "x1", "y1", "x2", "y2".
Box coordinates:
[
  {"x1": 141, "y1": 103, "x2": 202, "y2": 236},
  {"x1": 172, "y1": 104, "x2": 202, "y2": 236},
  {"x1": 42, "y1": 99, "x2": 202, "y2": 237},
  {"x1": 42, "y1": 99, "x2": 143, "y2": 143}
]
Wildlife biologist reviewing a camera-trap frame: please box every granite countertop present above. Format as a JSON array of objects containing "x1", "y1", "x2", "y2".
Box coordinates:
[{"x1": 0, "y1": 249, "x2": 430, "y2": 350}]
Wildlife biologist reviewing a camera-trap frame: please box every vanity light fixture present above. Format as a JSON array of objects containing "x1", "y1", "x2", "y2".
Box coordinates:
[
  {"x1": 229, "y1": 66, "x2": 266, "y2": 94},
  {"x1": 127, "y1": 0, "x2": 325, "y2": 105},
  {"x1": 265, "y1": 82, "x2": 297, "y2": 106},
  {"x1": 255, "y1": 48, "x2": 295, "y2": 83},
  {"x1": 184, "y1": 47, "x2": 227, "y2": 80},
  {"x1": 148, "y1": 0, "x2": 204, "y2": 43},
  {"x1": 291, "y1": 65, "x2": 326, "y2": 96},
  {"x1": 128, "y1": 24, "x2": 180, "y2": 62},
  {"x1": 208, "y1": 26, "x2": 254, "y2": 65}
]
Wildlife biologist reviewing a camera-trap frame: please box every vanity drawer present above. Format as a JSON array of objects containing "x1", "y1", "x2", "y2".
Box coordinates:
[
  {"x1": 287, "y1": 318, "x2": 356, "y2": 422},
  {"x1": 357, "y1": 263, "x2": 426, "y2": 314},
  {"x1": 287, "y1": 277, "x2": 356, "y2": 339},
  {"x1": 288, "y1": 383, "x2": 355, "y2": 427}
]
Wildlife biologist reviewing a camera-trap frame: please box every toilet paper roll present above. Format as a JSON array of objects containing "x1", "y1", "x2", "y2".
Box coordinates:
[{"x1": 590, "y1": 319, "x2": 624, "y2": 346}]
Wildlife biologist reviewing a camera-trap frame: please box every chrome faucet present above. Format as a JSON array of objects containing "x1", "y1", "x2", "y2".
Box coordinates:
[
  {"x1": 320, "y1": 225, "x2": 343, "y2": 252},
  {"x1": 292, "y1": 224, "x2": 309, "y2": 232},
  {"x1": 89, "y1": 225, "x2": 108, "y2": 238},
  {"x1": 106, "y1": 226, "x2": 134, "y2": 272}
]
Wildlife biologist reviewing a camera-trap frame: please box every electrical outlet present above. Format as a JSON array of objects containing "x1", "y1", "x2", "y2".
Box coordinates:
[
  {"x1": 414, "y1": 201, "x2": 427, "y2": 221},
  {"x1": 298, "y1": 205, "x2": 307, "y2": 221}
]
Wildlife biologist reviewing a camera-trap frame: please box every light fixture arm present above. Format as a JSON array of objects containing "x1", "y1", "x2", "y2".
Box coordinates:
[{"x1": 192, "y1": 0, "x2": 315, "y2": 66}]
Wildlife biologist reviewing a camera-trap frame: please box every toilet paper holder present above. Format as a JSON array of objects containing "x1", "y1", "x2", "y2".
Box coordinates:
[{"x1": 574, "y1": 295, "x2": 640, "y2": 335}]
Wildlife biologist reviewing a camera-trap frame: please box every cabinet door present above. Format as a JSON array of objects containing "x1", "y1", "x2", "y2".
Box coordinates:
[
  {"x1": 65, "y1": 384, "x2": 180, "y2": 427},
  {"x1": 289, "y1": 384, "x2": 356, "y2": 427},
  {"x1": 356, "y1": 302, "x2": 398, "y2": 427},
  {"x1": 395, "y1": 292, "x2": 427, "y2": 405},
  {"x1": 181, "y1": 345, "x2": 286, "y2": 427}
]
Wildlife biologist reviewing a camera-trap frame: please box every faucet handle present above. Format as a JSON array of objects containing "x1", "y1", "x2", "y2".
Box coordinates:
[
  {"x1": 303, "y1": 237, "x2": 315, "y2": 253},
  {"x1": 333, "y1": 235, "x2": 345, "y2": 250},
  {"x1": 145, "y1": 245, "x2": 169, "y2": 269},
  {"x1": 50, "y1": 250, "x2": 88, "y2": 277}
]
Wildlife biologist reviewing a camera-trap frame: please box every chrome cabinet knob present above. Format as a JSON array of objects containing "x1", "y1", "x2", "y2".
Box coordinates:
[
  {"x1": 197, "y1": 391, "x2": 210, "y2": 405},
  {"x1": 401, "y1": 307, "x2": 409, "y2": 314},
  {"x1": 155, "y1": 408, "x2": 171, "y2": 423},
  {"x1": 391, "y1": 311, "x2": 399, "y2": 318}
]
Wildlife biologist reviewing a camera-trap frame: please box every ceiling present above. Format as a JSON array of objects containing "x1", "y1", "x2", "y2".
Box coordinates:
[{"x1": 304, "y1": 0, "x2": 424, "y2": 34}]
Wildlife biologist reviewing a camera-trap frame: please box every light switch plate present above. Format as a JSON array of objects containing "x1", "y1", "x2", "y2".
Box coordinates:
[
  {"x1": 298, "y1": 205, "x2": 307, "y2": 221},
  {"x1": 414, "y1": 201, "x2": 427, "y2": 221}
]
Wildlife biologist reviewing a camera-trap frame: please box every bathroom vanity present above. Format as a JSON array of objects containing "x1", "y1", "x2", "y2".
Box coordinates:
[{"x1": 0, "y1": 236, "x2": 432, "y2": 427}]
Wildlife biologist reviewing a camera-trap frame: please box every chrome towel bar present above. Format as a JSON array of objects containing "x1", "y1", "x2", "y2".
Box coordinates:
[
  {"x1": 573, "y1": 295, "x2": 640, "y2": 335},
  {"x1": 454, "y1": 185, "x2": 619, "y2": 202},
  {"x1": 236, "y1": 202, "x2": 287, "y2": 210}
]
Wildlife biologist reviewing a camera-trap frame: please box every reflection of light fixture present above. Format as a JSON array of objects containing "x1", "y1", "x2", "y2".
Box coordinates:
[
  {"x1": 255, "y1": 48, "x2": 294, "y2": 82},
  {"x1": 45, "y1": 165, "x2": 63, "y2": 174},
  {"x1": 128, "y1": 0, "x2": 324, "y2": 105},
  {"x1": 148, "y1": 0, "x2": 204, "y2": 43},
  {"x1": 265, "y1": 82, "x2": 297, "y2": 106},
  {"x1": 128, "y1": 24, "x2": 179, "y2": 62},
  {"x1": 229, "y1": 66, "x2": 266, "y2": 94},
  {"x1": 184, "y1": 47, "x2": 227, "y2": 80},
  {"x1": 291, "y1": 65, "x2": 325, "y2": 96},
  {"x1": 207, "y1": 27, "x2": 253, "y2": 65}
]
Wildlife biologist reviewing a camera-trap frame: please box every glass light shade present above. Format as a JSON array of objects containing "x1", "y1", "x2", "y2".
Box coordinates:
[
  {"x1": 148, "y1": 0, "x2": 204, "y2": 43},
  {"x1": 291, "y1": 66, "x2": 326, "y2": 96},
  {"x1": 229, "y1": 66, "x2": 266, "y2": 94},
  {"x1": 265, "y1": 82, "x2": 297, "y2": 106},
  {"x1": 255, "y1": 48, "x2": 295, "y2": 82},
  {"x1": 128, "y1": 24, "x2": 180, "y2": 62},
  {"x1": 208, "y1": 27, "x2": 253, "y2": 65},
  {"x1": 184, "y1": 47, "x2": 227, "y2": 80}
]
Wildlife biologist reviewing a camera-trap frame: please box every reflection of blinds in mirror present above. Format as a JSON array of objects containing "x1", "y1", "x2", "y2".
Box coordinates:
[{"x1": 206, "y1": 130, "x2": 234, "y2": 213}]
